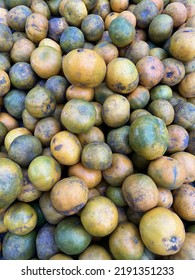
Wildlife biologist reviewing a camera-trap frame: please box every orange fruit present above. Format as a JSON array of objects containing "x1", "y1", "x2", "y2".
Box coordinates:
[
  {"x1": 139, "y1": 207, "x2": 185, "y2": 256},
  {"x1": 3, "y1": 202, "x2": 37, "y2": 235},
  {"x1": 109, "y1": 222, "x2": 144, "y2": 259},
  {"x1": 28, "y1": 155, "x2": 61, "y2": 191},
  {"x1": 80, "y1": 196, "x2": 118, "y2": 237},
  {"x1": 50, "y1": 176, "x2": 89, "y2": 215},
  {"x1": 50, "y1": 130, "x2": 82, "y2": 166}
]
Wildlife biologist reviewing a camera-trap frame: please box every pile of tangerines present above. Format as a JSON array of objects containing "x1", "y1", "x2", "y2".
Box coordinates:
[{"x1": 0, "y1": 0, "x2": 195, "y2": 260}]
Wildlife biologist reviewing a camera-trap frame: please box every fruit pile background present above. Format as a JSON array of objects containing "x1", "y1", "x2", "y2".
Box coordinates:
[{"x1": 0, "y1": 0, "x2": 195, "y2": 260}]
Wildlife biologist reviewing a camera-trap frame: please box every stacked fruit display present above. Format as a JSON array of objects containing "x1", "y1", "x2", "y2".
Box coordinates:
[{"x1": 0, "y1": 0, "x2": 195, "y2": 260}]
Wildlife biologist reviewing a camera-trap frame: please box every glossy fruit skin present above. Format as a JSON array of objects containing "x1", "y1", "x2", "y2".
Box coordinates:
[
  {"x1": 28, "y1": 155, "x2": 61, "y2": 192},
  {"x1": 129, "y1": 115, "x2": 169, "y2": 160},
  {"x1": 30, "y1": 46, "x2": 62, "y2": 79},
  {"x1": 55, "y1": 216, "x2": 92, "y2": 255},
  {"x1": 0, "y1": 158, "x2": 23, "y2": 209},
  {"x1": 139, "y1": 207, "x2": 185, "y2": 256},
  {"x1": 106, "y1": 58, "x2": 139, "y2": 94},
  {"x1": 50, "y1": 130, "x2": 82, "y2": 166},
  {"x1": 62, "y1": 48, "x2": 106, "y2": 88}
]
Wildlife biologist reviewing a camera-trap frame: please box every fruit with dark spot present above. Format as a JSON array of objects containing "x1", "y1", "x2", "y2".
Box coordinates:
[{"x1": 139, "y1": 207, "x2": 185, "y2": 255}]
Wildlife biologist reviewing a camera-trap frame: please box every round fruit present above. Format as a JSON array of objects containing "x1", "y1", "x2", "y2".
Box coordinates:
[
  {"x1": 55, "y1": 216, "x2": 91, "y2": 255},
  {"x1": 30, "y1": 46, "x2": 62, "y2": 79},
  {"x1": 60, "y1": 26, "x2": 84, "y2": 54},
  {"x1": 127, "y1": 85, "x2": 150, "y2": 110},
  {"x1": 109, "y1": 222, "x2": 144, "y2": 260},
  {"x1": 109, "y1": 17, "x2": 135, "y2": 48},
  {"x1": 102, "y1": 93, "x2": 130, "y2": 127},
  {"x1": 28, "y1": 155, "x2": 61, "y2": 192},
  {"x1": 63, "y1": 0, "x2": 88, "y2": 27},
  {"x1": 167, "y1": 124, "x2": 189, "y2": 153},
  {"x1": 7, "y1": 5, "x2": 32, "y2": 32},
  {"x1": 62, "y1": 48, "x2": 106, "y2": 88},
  {"x1": 80, "y1": 196, "x2": 118, "y2": 237},
  {"x1": 9, "y1": 62, "x2": 37, "y2": 90},
  {"x1": 34, "y1": 117, "x2": 61, "y2": 146},
  {"x1": 122, "y1": 173, "x2": 159, "y2": 212},
  {"x1": 102, "y1": 153, "x2": 134, "y2": 187},
  {"x1": 2, "y1": 230, "x2": 36, "y2": 260},
  {"x1": 172, "y1": 183, "x2": 195, "y2": 221},
  {"x1": 61, "y1": 99, "x2": 96, "y2": 134},
  {"x1": 45, "y1": 75, "x2": 68, "y2": 104},
  {"x1": 50, "y1": 176, "x2": 89, "y2": 215},
  {"x1": 50, "y1": 130, "x2": 82, "y2": 166},
  {"x1": 3, "y1": 202, "x2": 37, "y2": 235},
  {"x1": 129, "y1": 115, "x2": 169, "y2": 160},
  {"x1": 68, "y1": 162, "x2": 102, "y2": 189},
  {"x1": 81, "y1": 142, "x2": 113, "y2": 170},
  {"x1": 25, "y1": 86, "x2": 56, "y2": 118},
  {"x1": 3, "y1": 89, "x2": 26, "y2": 119},
  {"x1": 93, "y1": 41, "x2": 119, "y2": 64},
  {"x1": 8, "y1": 134, "x2": 43, "y2": 168},
  {"x1": 25, "y1": 12, "x2": 48, "y2": 43},
  {"x1": 148, "y1": 99, "x2": 174, "y2": 126},
  {"x1": 148, "y1": 14, "x2": 173, "y2": 44},
  {"x1": 139, "y1": 207, "x2": 185, "y2": 256},
  {"x1": 106, "y1": 58, "x2": 139, "y2": 94},
  {"x1": 136, "y1": 56, "x2": 164, "y2": 89},
  {"x1": 0, "y1": 158, "x2": 23, "y2": 209},
  {"x1": 169, "y1": 27, "x2": 195, "y2": 62},
  {"x1": 36, "y1": 223, "x2": 59, "y2": 260},
  {"x1": 133, "y1": 0, "x2": 159, "y2": 28},
  {"x1": 147, "y1": 156, "x2": 186, "y2": 190},
  {"x1": 81, "y1": 14, "x2": 104, "y2": 42},
  {"x1": 161, "y1": 58, "x2": 185, "y2": 86}
]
